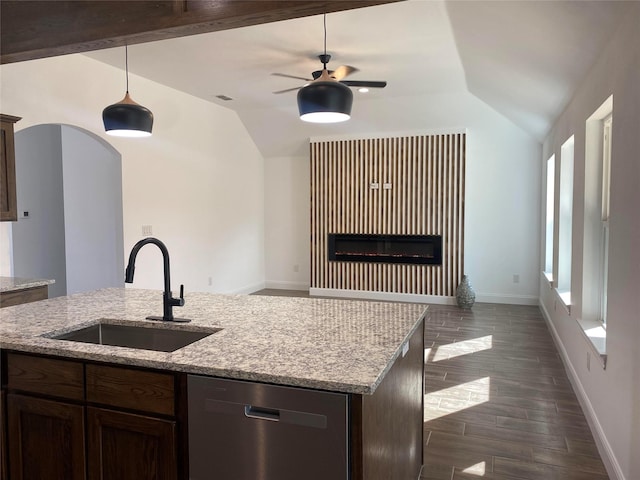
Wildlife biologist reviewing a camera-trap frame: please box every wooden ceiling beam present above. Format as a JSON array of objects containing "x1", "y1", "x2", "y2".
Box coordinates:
[{"x1": 1, "y1": 0, "x2": 402, "y2": 64}]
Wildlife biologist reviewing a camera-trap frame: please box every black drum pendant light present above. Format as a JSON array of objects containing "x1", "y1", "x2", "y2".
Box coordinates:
[
  {"x1": 297, "y1": 14, "x2": 353, "y2": 123},
  {"x1": 103, "y1": 45, "x2": 153, "y2": 137}
]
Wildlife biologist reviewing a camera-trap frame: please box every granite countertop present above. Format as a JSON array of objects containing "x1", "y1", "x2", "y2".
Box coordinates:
[
  {"x1": 0, "y1": 288, "x2": 427, "y2": 395},
  {"x1": 0, "y1": 276, "x2": 55, "y2": 293}
]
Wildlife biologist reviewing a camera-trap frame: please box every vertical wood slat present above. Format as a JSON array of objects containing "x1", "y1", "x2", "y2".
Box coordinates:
[{"x1": 310, "y1": 133, "x2": 465, "y2": 297}]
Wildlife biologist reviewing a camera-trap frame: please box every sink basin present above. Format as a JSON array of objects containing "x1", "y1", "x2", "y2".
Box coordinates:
[{"x1": 52, "y1": 322, "x2": 219, "y2": 352}]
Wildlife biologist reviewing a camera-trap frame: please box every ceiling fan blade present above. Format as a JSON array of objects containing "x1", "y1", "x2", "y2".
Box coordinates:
[
  {"x1": 273, "y1": 86, "x2": 303, "y2": 94},
  {"x1": 271, "y1": 73, "x2": 312, "y2": 82},
  {"x1": 332, "y1": 65, "x2": 358, "y2": 81},
  {"x1": 342, "y1": 80, "x2": 387, "y2": 88}
]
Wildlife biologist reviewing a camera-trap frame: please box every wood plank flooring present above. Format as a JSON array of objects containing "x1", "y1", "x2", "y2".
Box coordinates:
[
  {"x1": 422, "y1": 304, "x2": 607, "y2": 480},
  {"x1": 251, "y1": 290, "x2": 608, "y2": 479}
]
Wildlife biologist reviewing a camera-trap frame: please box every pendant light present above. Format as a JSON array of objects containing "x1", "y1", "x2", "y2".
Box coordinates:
[
  {"x1": 297, "y1": 14, "x2": 353, "y2": 123},
  {"x1": 102, "y1": 45, "x2": 153, "y2": 137}
]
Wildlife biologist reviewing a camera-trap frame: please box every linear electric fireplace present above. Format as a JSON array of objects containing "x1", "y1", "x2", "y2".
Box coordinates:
[{"x1": 328, "y1": 234, "x2": 442, "y2": 265}]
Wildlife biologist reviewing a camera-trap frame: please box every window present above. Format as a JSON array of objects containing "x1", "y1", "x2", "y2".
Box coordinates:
[
  {"x1": 600, "y1": 115, "x2": 612, "y2": 324},
  {"x1": 544, "y1": 155, "x2": 555, "y2": 280},
  {"x1": 583, "y1": 96, "x2": 613, "y2": 326},
  {"x1": 557, "y1": 136, "x2": 574, "y2": 305}
]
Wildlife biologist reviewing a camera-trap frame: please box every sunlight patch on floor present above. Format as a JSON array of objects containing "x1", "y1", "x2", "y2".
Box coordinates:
[
  {"x1": 461, "y1": 461, "x2": 487, "y2": 475},
  {"x1": 424, "y1": 376, "x2": 491, "y2": 422},
  {"x1": 425, "y1": 335, "x2": 493, "y2": 362}
]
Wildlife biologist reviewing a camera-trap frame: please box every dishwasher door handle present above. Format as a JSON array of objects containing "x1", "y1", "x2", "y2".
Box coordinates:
[{"x1": 244, "y1": 405, "x2": 280, "y2": 422}]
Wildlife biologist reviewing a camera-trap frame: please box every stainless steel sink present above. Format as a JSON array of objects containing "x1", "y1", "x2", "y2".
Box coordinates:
[{"x1": 52, "y1": 322, "x2": 219, "y2": 352}]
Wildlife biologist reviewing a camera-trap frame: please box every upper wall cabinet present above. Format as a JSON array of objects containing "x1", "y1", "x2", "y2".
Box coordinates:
[{"x1": 1, "y1": 114, "x2": 21, "y2": 221}]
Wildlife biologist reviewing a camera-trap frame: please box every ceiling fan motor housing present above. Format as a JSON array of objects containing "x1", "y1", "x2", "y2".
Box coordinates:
[{"x1": 297, "y1": 79, "x2": 353, "y2": 121}]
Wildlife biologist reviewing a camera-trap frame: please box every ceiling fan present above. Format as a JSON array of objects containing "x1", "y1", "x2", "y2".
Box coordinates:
[{"x1": 272, "y1": 53, "x2": 387, "y2": 94}]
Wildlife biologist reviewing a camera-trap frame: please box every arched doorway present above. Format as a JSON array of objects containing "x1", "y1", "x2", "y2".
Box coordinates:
[{"x1": 11, "y1": 124, "x2": 124, "y2": 297}]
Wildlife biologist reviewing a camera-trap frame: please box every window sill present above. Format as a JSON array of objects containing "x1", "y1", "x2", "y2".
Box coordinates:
[
  {"x1": 543, "y1": 271, "x2": 554, "y2": 288},
  {"x1": 577, "y1": 317, "x2": 607, "y2": 369}
]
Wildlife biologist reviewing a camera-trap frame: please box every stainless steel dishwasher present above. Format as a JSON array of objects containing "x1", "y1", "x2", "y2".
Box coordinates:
[{"x1": 188, "y1": 375, "x2": 349, "y2": 480}]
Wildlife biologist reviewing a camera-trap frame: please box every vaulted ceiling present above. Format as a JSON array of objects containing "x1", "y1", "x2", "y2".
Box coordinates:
[{"x1": 84, "y1": 0, "x2": 631, "y2": 157}]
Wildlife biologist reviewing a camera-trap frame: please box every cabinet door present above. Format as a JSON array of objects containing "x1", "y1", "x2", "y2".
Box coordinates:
[
  {"x1": 0, "y1": 115, "x2": 20, "y2": 222},
  {"x1": 7, "y1": 393, "x2": 86, "y2": 480},
  {"x1": 87, "y1": 407, "x2": 177, "y2": 480},
  {"x1": 1, "y1": 390, "x2": 6, "y2": 480}
]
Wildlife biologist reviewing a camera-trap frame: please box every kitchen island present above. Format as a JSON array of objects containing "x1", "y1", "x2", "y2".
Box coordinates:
[
  {"x1": 0, "y1": 276, "x2": 54, "y2": 308},
  {"x1": 0, "y1": 288, "x2": 426, "y2": 480}
]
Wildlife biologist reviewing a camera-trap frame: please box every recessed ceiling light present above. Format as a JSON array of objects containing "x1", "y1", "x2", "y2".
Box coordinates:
[
  {"x1": 358, "y1": 88, "x2": 369, "y2": 93},
  {"x1": 215, "y1": 95, "x2": 233, "y2": 101}
]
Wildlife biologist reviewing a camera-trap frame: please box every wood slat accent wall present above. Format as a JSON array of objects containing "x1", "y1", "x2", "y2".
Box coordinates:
[{"x1": 310, "y1": 133, "x2": 465, "y2": 297}]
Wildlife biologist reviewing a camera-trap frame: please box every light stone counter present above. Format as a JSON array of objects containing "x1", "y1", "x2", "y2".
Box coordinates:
[
  {"x1": 0, "y1": 288, "x2": 427, "y2": 394},
  {"x1": 0, "y1": 276, "x2": 55, "y2": 292}
]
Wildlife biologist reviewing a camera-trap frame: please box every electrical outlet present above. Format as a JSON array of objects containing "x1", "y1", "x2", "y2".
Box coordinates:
[
  {"x1": 293, "y1": 264, "x2": 300, "y2": 273},
  {"x1": 208, "y1": 277, "x2": 213, "y2": 286},
  {"x1": 142, "y1": 224, "x2": 153, "y2": 236},
  {"x1": 513, "y1": 274, "x2": 520, "y2": 284}
]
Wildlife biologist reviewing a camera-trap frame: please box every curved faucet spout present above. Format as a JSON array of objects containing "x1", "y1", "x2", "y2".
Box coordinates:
[{"x1": 125, "y1": 237, "x2": 188, "y2": 322}]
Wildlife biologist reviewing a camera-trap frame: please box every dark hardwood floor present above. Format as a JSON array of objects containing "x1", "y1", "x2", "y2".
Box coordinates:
[
  {"x1": 251, "y1": 290, "x2": 608, "y2": 479},
  {"x1": 422, "y1": 304, "x2": 608, "y2": 480}
]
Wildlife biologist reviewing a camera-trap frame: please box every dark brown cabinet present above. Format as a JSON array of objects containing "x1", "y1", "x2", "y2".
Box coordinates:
[
  {"x1": 1, "y1": 390, "x2": 7, "y2": 480},
  {"x1": 3, "y1": 353, "x2": 184, "y2": 480},
  {"x1": 0, "y1": 114, "x2": 21, "y2": 222},
  {"x1": 7, "y1": 394, "x2": 85, "y2": 480},
  {"x1": 87, "y1": 407, "x2": 177, "y2": 480},
  {"x1": 0, "y1": 286, "x2": 48, "y2": 308},
  {"x1": 85, "y1": 364, "x2": 179, "y2": 480}
]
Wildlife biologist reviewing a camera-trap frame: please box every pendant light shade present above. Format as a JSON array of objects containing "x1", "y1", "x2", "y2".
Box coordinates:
[
  {"x1": 297, "y1": 70, "x2": 353, "y2": 123},
  {"x1": 103, "y1": 93, "x2": 153, "y2": 137},
  {"x1": 103, "y1": 46, "x2": 153, "y2": 137},
  {"x1": 297, "y1": 13, "x2": 352, "y2": 124}
]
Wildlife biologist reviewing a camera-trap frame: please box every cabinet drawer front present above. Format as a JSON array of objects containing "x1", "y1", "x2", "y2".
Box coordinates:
[
  {"x1": 7, "y1": 353, "x2": 84, "y2": 401},
  {"x1": 86, "y1": 364, "x2": 175, "y2": 416}
]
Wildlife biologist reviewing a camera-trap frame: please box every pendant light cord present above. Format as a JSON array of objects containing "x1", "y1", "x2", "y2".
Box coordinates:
[
  {"x1": 125, "y1": 44, "x2": 129, "y2": 93},
  {"x1": 323, "y1": 13, "x2": 327, "y2": 69}
]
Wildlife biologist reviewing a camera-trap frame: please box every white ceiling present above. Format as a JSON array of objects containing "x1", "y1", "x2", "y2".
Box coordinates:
[{"x1": 84, "y1": 0, "x2": 630, "y2": 156}]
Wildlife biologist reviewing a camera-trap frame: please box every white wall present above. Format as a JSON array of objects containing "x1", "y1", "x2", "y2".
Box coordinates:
[
  {"x1": 0, "y1": 54, "x2": 265, "y2": 296},
  {"x1": 12, "y1": 125, "x2": 68, "y2": 298},
  {"x1": 264, "y1": 91, "x2": 542, "y2": 303},
  {"x1": 264, "y1": 155, "x2": 310, "y2": 290},
  {"x1": 61, "y1": 125, "x2": 124, "y2": 294},
  {"x1": 539, "y1": 4, "x2": 640, "y2": 479}
]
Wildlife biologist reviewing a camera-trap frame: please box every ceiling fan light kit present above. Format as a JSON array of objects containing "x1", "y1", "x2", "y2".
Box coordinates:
[
  {"x1": 298, "y1": 69, "x2": 353, "y2": 123},
  {"x1": 103, "y1": 45, "x2": 153, "y2": 137}
]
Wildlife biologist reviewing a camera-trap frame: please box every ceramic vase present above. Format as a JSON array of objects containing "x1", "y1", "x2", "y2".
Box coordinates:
[{"x1": 456, "y1": 275, "x2": 476, "y2": 309}]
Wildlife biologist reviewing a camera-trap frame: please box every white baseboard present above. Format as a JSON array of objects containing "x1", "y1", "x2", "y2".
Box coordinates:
[
  {"x1": 309, "y1": 288, "x2": 539, "y2": 306},
  {"x1": 264, "y1": 280, "x2": 309, "y2": 291},
  {"x1": 309, "y1": 288, "x2": 456, "y2": 305},
  {"x1": 231, "y1": 281, "x2": 266, "y2": 295},
  {"x1": 539, "y1": 301, "x2": 625, "y2": 480},
  {"x1": 475, "y1": 293, "x2": 539, "y2": 305}
]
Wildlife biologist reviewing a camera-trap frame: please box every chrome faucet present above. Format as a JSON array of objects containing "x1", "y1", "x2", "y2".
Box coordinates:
[{"x1": 125, "y1": 237, "x2": 190, "y2": 322}]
